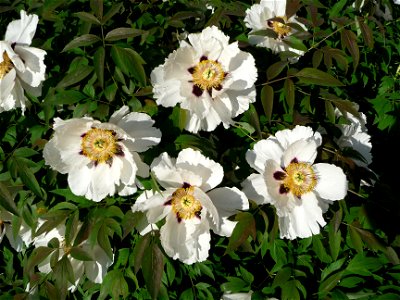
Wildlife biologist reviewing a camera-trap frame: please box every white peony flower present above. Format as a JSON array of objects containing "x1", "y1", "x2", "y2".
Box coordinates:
[
  {"x1": 244, "y1": 0, "x2": 307, "y2": 60},
  {"x1": 0, "y1": 210, "x2": 32, "y2": 251},
  {"x1": 0, "y1": 10, "x2": 46, "y2": 113},
  {"x1": 32, "y1": 220, "x2": 114, "y2": 290},
  {"x1": 132, "y1": 148, "x2": 249, "y2": 264},
  {"x1": 151, "y1": 26, "x2": 257, "y2": 133},
  {"x1": 242, "y1": 125, "x2": 348, "y2": 240},
  {"x1": 335, "y1": 108, "x2": 372, "y2": 168},
  {"x1": 43, "y1": 106, "x2": 161, "y2": 202},
  {"x1": 221, "y1": 291, "x2": 253, "y2": 300}
]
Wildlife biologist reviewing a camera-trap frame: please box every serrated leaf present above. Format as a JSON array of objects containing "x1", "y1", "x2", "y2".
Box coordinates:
[
  {"x1": 142, "y1": 240, "x2": 165, "y2": 300},
  {"x1": 296, "y1": 68, "x2": 345, "y2": 86},
  {"x1": 266, "y1": 61, "x2": 288, "y2": 80},
  {"x1": 261, "y1": 85, "x2": 274, "y2": 122},
  {"x1": 341, "y1": 29, "x2": 359, "y2": 69},
  {"x1": 56, "y1": 65, "x2": 94, "y2": 89},
  {"x1": 94, "y1": 47, "x2": 105, "y2": 88},
  {"x1": 105, "y1": 27, "x2": 145, "y2": 41},
  {"x1": 226, "y1": 212, "x2": 256, "y2": 254},
  {"x1": 62, "y1": 34, "x2": 101, "y2": 52},
  {"x1": 0, "y1": 181, "x2": 19, "y2": 215},
  {"x1": 74, "y1": 11, "x2": 101, "y2": 25}
]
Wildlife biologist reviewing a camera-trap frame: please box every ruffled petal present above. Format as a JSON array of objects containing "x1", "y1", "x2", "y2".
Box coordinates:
[
  {"x1": 241, "y1": 173, "x2": 272, "y2": 205},
  {"x1": 5, "y1": 10, "x2": 38, "y2": 45},
  {"x1": 246, "y1": 139, "x2": 283, "y2": 173},
  {"x1": 160, "y1": 213, "x2": 211, "y2": 264},
  {"x1": 13, "y1": 45, "x2": 46, "y2": 87},
  {"x1": 282, "y1": 139, "x2": 318, "y2": 167}
]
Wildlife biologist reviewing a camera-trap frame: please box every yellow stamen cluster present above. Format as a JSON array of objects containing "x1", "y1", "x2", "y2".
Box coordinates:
[
  {"x1": 192, "y1": 59, "x2": 225, "y2": 91},
  {"x1": 267, "y1": 16, "x2": 291, "y2": 39},
  {"x1": 0, "y1": 52, "x2": 13, "y2": 79},
  {"x1": 282, "y1": 162, "x2": 317, "y2": 197},
  {"x1": 80, "y1": 127, "x2": 120, "y2": 165},
  {"x1": 170, "y1": 186, "x2": 202, "y2": 221}
]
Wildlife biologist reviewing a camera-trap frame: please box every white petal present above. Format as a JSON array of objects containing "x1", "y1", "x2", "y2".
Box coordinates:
[
  {"x1": 151, "y1": 152, "x2": 184, "y2": 189},
  {"x1": 84, "y1": 244, "x2": 114, "y2": 284},
  {"x1": 151, "y1": 64, "x2": 183, "y2": 108},
  {"x1": 176, "y1": 148, "x2": 223, "y2": 191},
  {"x1": 160, "y1": 213, "x2": 211, "y2": 264},
  {"x1": 241, "y1": 173, "x2": 272, "y2": 205},
  {"x1": 313, "y1": 163, "x2": 348, "y2": 201},
  {"x1": 278, "y1": 192, "x2": 327, "y2": 240},
  {"x1": 13, "y1": 45, "x2": 46, "y2": 87},
  {"x1": 5, "y1": 10, "x2": 38, "y2": 45},
  {"x1": 246, "y1": 138, "x2": 283, "y2": 173},
  {"x1": 282, "y1": 139, "x2": 318, "y2": 166}
]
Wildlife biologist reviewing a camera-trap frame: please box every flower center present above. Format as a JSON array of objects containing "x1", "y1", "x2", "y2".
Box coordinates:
[
  {"x1": 190, "y1": 58, "x2": 225, "y2": 94},
  {"x1": 274, "y1": 161, "x2": 317, "y2": 197},
  {"x1": 267, "y1": 16, "x2": 291, "y2": 39},
  {"x1": 80, "y1": 127, "x2": 123, "y2": 165},
  {"x1": 61, "y1": 239, "x2": 72, "y2": 255},
  {"x1": 168, "y1": 185, "x2": 202, "y2": 222},
  {"x1": 0, "y1": 52, "x2": 13, "y2": 79}
]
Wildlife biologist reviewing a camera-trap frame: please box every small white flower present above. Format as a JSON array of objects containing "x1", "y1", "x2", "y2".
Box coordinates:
[
  {"x1": 132, "y1": 148, "x2": 249, "y2": 264},
  {"x1": 242, "y1": 126, "x2": 348, "y2": 240},
  {"x1": 33, "y1": 220, "x2": 114, "y2": 290},
  {"x1": 244, "y1": 0, "x2": 307, "y2": 60},
  {"x1": 0, "y1": 210, "x2": 32, "y2": 251},
  {"x1": 0, "y1": 10, "x2": 46, "y2": 113},
  {"x1": 151, "y1": 26, "x2": 257, "y2": 133},
  {"x1": 335, "y1": 107, "x2": 372, "y2": 168},
  {"x1": 43, "y1": 106, "x2": 161, "y2": 202}
]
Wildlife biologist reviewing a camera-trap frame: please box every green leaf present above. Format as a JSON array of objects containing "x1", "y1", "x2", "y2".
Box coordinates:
[
  {"x1": 142, "y1": 240, "x2": 165, "y2": 300},
  {"x1": 25, "y1": 246, "x2": 56, "y2": 275},
  {"x1": 98, "y1": 223, "x2": 113, "y2": 260},
  {"x1": 62, "y1": 34, "x2": 101, "y2": 52},
  {"x1": 56, "y1": 65, "x2": 94, "y2": 89},
  {"x1": 312, "y1": 235, "x2": 332, "y2": 263},
  {"x1": 0, "y1": 181, "x2": 19, "y2": 215},
  {"x1": 111, "y1": 45, "x2": 146, "y2": 86},
  {"x1": 261, "y1": 85, "x2": 274, "y2": 122},
  {"x1": 272, "y1": 267, "x2": 292, "y2": 288},
  {"x1": 266, "y1": 61, "x2": 288, "y2": 80},
  {"x1": 90, "y1": 0, "x2": 103, "y2": 19},
  {"x1": 94, "y1": 47, "x2": 105, "y2": 88},
  {"x1": 226, "y1": 212, "x2": 256, "y2": 254},
  {"x1": 105, "y1": 27, "x2": 145, "y2": 41},
  {"x1": 321, "y1": 257, "x2": 347, "y2": 282},
  {"x1": 70, "y1": 247, "x2": 94, "y2": 261},
  {"x1": 282, "y1": 280, "x2": 300, "y2": 300},
  {"x1": 329, "y1": 0, "x2": 348, "y2": 18},
  {"x1": 221, "y1": 277, "x2": 249, "y2": 293},
  {"x1": 296, "y1": 68, "x2": 345, "y2": 86},
  {"x1": 341, "y1": 29, "x2": 359, "y2": 69},
  {"x1": 99, "y1": 269, "x2": 129, "y2": 300},
  {"x1": 284, "y1": 78, "x2": 295, "y2": 112},
  {"x1": 282, "y1": 35, "x2": 308, "y2": 52},
  {"x1": 318, "y1": 271, "x2": 344, "y2": 296},
  {"x1": 345, "y1": 253, "x2": 384, "y2": 276},
  {"x1": 132, "y1": 233, "x2": 151, "y2": 273},
  {"x1": 328, "y1": 221, "x2": 342, "y2": 261},
  {"x1": 312, "y1": 50, "x2": 323, "y2": 68},
  {"x1": 357, "y1": 17, "x2": 374, "y2": 48},
  {"x1": 74, "y1": 11, "x2": 101, "y2": 25},
  {"x1": 12, "y1": 156, "x2": 44, "y2": 198},
  {"x1": 102, "y1": 3, "x2": 123, "y2": 24},
  {"x1": 51, "y1": 90, "x2": 86, "y2": 105}
]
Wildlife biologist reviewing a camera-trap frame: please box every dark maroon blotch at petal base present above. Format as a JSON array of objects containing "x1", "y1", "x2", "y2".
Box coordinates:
[
  {"x1": 279, "y1": 184, "x2": 290, "y2": 194},
  {"x1": 176, "y1": 213, "x2": 182, "y2": 223},
  {"x1": 200, "y1": 55, "x2": 208, "y2": 61},
  {"x1": 273, "y1": 171, "x2": 287, "y2": 180},
  {"x1": 182, "y1": 182, "x2": 191, "y2": 189},
  {"x1": 164, "y1": 199, "x2": 172, "y2": 206},
  {"x1": 192, "y1": 85, "x2": 203, "y2": 97}
]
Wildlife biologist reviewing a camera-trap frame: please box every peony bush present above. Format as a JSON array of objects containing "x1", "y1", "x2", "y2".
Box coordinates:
[{"x1": 0, "y1": 1, "x2": 399, "y2": 299}]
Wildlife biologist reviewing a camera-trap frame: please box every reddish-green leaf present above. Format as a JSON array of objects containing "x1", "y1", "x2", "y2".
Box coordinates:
[
  {"x1": 142, "y1": 240, "x2": 165, "y2": 300},
  {"x1": 357, "y1": 17, "x2": 374, "y2": 49},
  {"x1": 90, "y1": 0, "x2": 103, "y2": 19},
  {"x1": 62, "y1": 34, "x2": 101, "y2": 52},
  {"x1": 266, "y1": 61, "x2": 288, "y2": 80},
  {"x1": 105, "y1": 27, "x2": 145, "y2": 42},
  {"x1": 94, "y1": 47, "x2": 105, "y2": 88},
  {"x1": 312, "y1": 50, "x2": 323, "y2": 68},
  {"x1": 0, "y1": 181, "x2": 19, "y2": 216},
  {"x1": 56, "y1": 65, "x2": 94, "y2": 89},
  {"x1": 70, "y1": 247, "x2": 94, "y2": 261},
  {"x1": 132, "y1": 233, "x2": 151, "y2": 273},
  {"x1": 284, "y1": 78, "x2": 295, "y2": 112},
  {"x1": 261, "y1": 85, "x2": 274, "y2": 122},
  {"x1": 349, "y1": 225, "x2": 364, "y2": 253},
  {"x1": 341, "y1": 29, "x2": 359, "y2": 69},
  {"x1": 226, "y1": 212, "x2": 256, "y2": 254},
  {"x1": 318, "y1": 271, "x2": 344, "y2": 296},
  {"x1": 296, "y1": 68, "x2": 345, "y2": 86},
  {"x1": 25, "y1": 246, "x2": 56, "y2": 275},
  {"x1": 74, "y1": 12, "x2": 101, "y2": 25}
]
